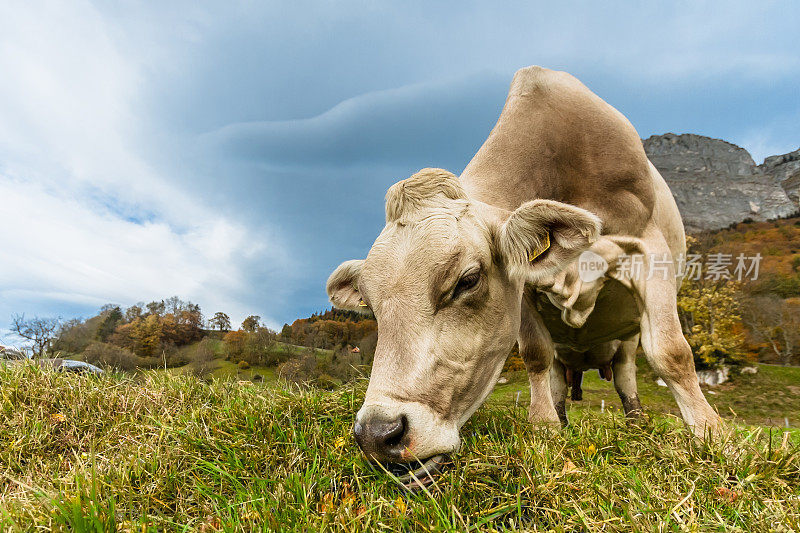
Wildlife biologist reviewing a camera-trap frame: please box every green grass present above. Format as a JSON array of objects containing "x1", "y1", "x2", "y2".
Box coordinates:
[
  {"x1": 163, "y1": 340, "x2": 331, "y2": 384},
  {"x1": 210, "y1": 360, "x2": 277, "y2": 383},
  {"x1": 206, "y1": 342, "x2": 333, "y2": 383},
  {"x1": 492, "y1": 359, "x2": 800, "y2": 429},
  {"x1": 1, "y1": 364, "x2": 799, "y2": 531}
]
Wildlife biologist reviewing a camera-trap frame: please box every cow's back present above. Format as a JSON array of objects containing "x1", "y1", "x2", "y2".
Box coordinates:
[{"x1": 461, "y1": 66, "x2": 655, "y2": 237}]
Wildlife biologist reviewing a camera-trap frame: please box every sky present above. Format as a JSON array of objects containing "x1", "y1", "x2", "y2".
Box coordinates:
[{"x1": 1, "y1": 1, "x2": 799, "y2": 344}]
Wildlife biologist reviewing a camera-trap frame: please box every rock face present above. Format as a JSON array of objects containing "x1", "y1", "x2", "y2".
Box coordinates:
[
  {"x1": 761, "y1": 147, "x2": 800, "y2": 207},
  {"x1": 643, "y1": 133, "x2": 798, "y2": 232}
]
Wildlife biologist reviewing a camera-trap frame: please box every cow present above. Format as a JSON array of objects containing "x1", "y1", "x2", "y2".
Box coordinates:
[{"x1": 326, "y1": 66, "x2": 720, "y2": 484}]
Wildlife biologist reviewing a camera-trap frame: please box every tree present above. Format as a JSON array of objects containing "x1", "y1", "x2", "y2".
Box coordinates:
[
  {"x1": 181, "y1": 303, "x2": 203, "y2": 328},
  {"x1": 223, "y1": 330, "x2": 247, "y2": 360},
  {"x1": 125, "y1": 303, "x2": 144, "y2": 322},
  {"x1": 146, "y1": 300, "x2": 165, "y2": 316},
  {"x1": 110, "y1": 314, "x2": 163, "y2": 358},
  {"x1": 95, "y1": 306, "x2": 123, "y2": 342},
  {"x1": 82, "y1": 341, "x2": 139, "y2": 371},
  {"x1": 190, "y1": 338, "x2": 217, "y2": 376},
  {"x1": 742, "y1": 296, "x2": 800, "y2": 366},
  {"x1": 242, "y1": 315, "x2": 261, "y2": 333},
  {"x1": 677, "y1": 279, "x2": 746, "y2": 368},
  {"x1": 164, "y1": 296, "x2": 183, "y2": 316},
  {"x1": 244, "y1": 327, "x2": 279, "y2": 365},
  {"x1": 99, "y1": 303, "x2": 120, "y2": 313},
  {"x1": 11, "y1": 314, "x2": 60, "y2": 358},
  {"x1": 675, "y1": 234, "x2": 747, "y2": 368},
  {"x1": 52, "y1": 318, "x2": 93, "y2": 354},
  {"x1": 210, "y1": 312, "x2": 231, "y2": 332}
]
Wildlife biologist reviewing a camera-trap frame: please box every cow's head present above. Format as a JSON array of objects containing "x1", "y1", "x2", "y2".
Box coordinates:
[{"x1": 327, "y1": 169, "x2": 600, "y2": 469}]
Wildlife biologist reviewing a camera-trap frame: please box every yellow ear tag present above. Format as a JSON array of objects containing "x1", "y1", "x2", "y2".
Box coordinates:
[
  {"x1": 528, "y1": 232, "x2": 551, "y2": 262},
  {"x1": 358, "y1": 299, "x2": 368, "y2": 308}
]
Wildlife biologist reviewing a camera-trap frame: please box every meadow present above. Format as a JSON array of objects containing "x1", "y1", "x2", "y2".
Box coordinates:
[{"x1": 1, "y1": 363, "x2": 799, "y2": 531}]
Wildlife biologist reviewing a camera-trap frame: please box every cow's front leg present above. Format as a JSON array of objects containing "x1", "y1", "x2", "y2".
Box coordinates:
[
  {"x1": 549, "y1": 358, "x2": 569, "y2": 426},
  {"x1": 519, "y1": 299, "x2": 560, "y2": 425},
  {"x1": 632, "y1": 231, "x2": 721, "y2": 437},
  {"x1": 612, "y1": 334, "x2": 643, "y2": 420}
]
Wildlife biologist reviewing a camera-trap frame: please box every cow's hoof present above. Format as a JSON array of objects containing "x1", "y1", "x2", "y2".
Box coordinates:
[
  {"x1": 689, "y1": 416, "x2": 724, "y2": 440},
  {"x1": 621, "y1": 394, "x2": 644, "y2": 421}
]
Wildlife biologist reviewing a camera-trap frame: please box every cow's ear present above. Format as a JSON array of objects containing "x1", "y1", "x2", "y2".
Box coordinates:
[
  {"x1": 498, "y1": 199, "x2": 602, "y2": 282},
  {"x1": 326, "y1": 259, "x2": 371, "y2": 313}
]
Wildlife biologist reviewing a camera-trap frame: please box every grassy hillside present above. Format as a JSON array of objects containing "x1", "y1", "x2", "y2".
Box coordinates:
[
  {"x1": 698, "y1": 216, "x2": 800, "y2": 278},
  {"x1": 152, "y1": 340, "x2": 332, "y2": 382},
  {"x1": 1, "y1": 365, "x2": 798, "y2": 531},
  {"x1": 206, "y1": 343, "x2": 332, "y2": 383}
]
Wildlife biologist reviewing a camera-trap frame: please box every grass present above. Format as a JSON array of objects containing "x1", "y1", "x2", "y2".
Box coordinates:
[
  {"x1": 1, "y1": 364, "x2": 799, "y2": 531},
  {"x1": 162, "y1": 341, "x2": 331, "y2": 384},
  {"x1": 206, "y1": 341, "x2": 334, "y2": 383},
  {"x1": 210, "y1": 361, "x2": 277, "y2": 383},
  {"x1": 492, "y1": 359, "x2": 800, "y2": 429}
]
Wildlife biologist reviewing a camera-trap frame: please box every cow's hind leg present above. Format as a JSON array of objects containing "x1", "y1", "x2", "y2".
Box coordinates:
[
  {"x1": 633, "y1": 231, "x2": 721, "y2": 437},
  {"x1": 519, "y1": 297, "x2": 560, "y2": 425},
  {"x1": 550, "y1": 358, "x2": 569, "y2": 426},
  {"x1": 612, "y1": 334, "x2": 643, "y2": 420}
]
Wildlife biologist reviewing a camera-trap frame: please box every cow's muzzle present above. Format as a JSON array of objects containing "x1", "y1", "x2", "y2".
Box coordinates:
[
  {"x1": 354, "y1": 415, "x2": 452, "y2": 490},
  {"x1": 353, "y1": 415, "x2": 408, "y2": 462},
  {"x1": 388, "y1": 453, "x2": 451, "y2": 490}
]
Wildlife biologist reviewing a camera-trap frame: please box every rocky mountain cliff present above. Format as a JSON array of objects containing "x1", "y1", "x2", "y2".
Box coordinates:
[
  {"x1": 761, "y1": 147, "x2": 800, "y2": 207},
  {"x1": 643, "y1": 133, "x2": 799, "y2": 232}
]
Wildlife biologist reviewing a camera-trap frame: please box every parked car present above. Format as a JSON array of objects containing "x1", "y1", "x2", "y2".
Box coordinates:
[
  {"x1": 48, "y1": 359, "x2": 104, "y2": 374},
  {"x1": 0, "y1": 355, "x2": 103, "y2": 374}
]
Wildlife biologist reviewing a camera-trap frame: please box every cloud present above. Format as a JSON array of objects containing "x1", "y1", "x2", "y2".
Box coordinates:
[
  {"x1": 0, "y1": 175, "x2": 287, "y2": 333},
  {"x1": 202, "y1": 73, "x2": 507, "y2": 170},
  {"x1": 0, "y1": 1, "x2": 292, "y2": 343},
  {"x1": 1, "y1": 0, "x2": 799, "y2": 344}
]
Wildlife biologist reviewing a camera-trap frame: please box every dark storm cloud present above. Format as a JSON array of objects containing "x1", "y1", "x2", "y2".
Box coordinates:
[{"x1": 202, "y1": 73, "x2": 507, "y2": 169}]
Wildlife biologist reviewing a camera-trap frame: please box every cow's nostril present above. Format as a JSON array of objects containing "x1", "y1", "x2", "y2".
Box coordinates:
[
  {"x1": 380, "y1": 415, "x2": 407, "y2": 448},
  {"x1": 354, "y1": 415, "x2": 408, "y2": 459}
]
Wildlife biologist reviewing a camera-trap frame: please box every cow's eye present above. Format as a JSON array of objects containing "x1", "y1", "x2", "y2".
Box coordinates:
[{"x1": 452, "y1": 271, "x2": 480, "y2": 299}]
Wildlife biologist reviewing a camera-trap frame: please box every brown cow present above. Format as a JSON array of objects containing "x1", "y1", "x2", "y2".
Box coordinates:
[{"x1": 327, "y1": 66, "x2": 720, "y2": 481}]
